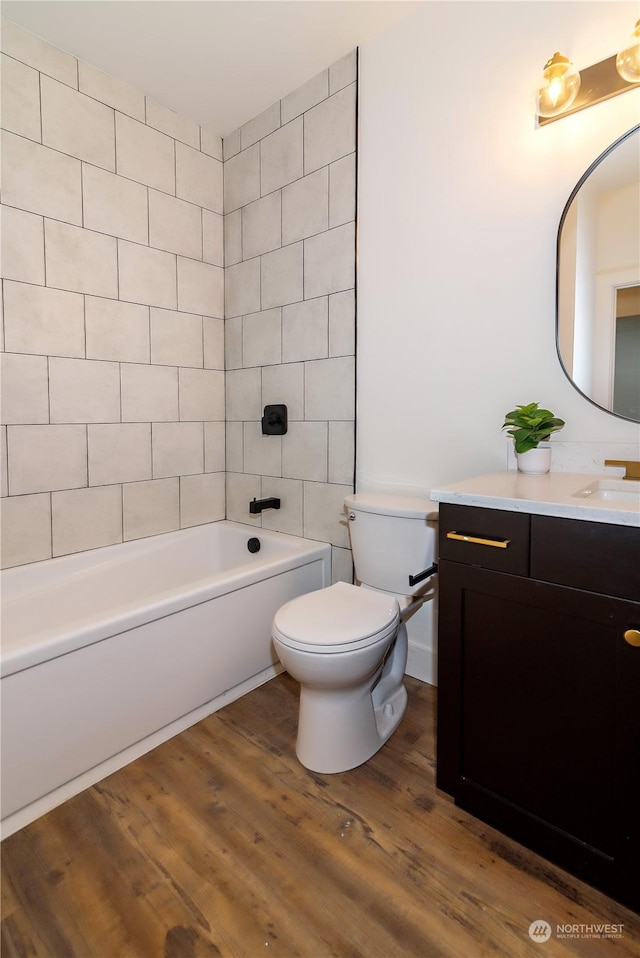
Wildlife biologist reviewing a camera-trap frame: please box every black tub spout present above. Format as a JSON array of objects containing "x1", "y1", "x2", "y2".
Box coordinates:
[{"x1": 249, "y1": 497, "x2": 281, "y2": 514}]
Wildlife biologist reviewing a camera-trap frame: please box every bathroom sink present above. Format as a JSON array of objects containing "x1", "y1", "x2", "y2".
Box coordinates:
[{"x1": 572, "y1": 479, "x2": 640, "y2": 504}]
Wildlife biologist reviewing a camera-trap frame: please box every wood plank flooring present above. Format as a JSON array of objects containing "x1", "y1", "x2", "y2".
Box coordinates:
[{"x1": 1, "y1": 675, "x2": 637, "y2": 958}]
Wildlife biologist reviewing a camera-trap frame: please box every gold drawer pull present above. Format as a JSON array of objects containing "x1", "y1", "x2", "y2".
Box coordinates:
[
  {"x1": 624, "y1": 629, "x2": 640, "y2": 647},
  {"x1": 446, "y1": 531, "x2": 511, "y2": 549}
]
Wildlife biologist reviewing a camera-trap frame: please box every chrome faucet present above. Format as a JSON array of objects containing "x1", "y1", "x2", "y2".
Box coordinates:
[
  {"x1": 604, "y1": 459, "x2": 640, "y2": 480},
  {"x1": 249, "y1": 497, "x2": 281, "y2": 514}
]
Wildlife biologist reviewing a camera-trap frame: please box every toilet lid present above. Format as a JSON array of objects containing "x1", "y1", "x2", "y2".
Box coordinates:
[{"x1": 273, "y1": 581, "x2": 399, "y2": 650}]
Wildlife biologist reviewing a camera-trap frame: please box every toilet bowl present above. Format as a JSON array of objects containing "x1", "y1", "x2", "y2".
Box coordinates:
[
  {"x1": 273, "y1": 581, "x2": 406, "y2": 773},
  {"x1": 272, "y1": 492, "x2": 437, "y2": 774}
]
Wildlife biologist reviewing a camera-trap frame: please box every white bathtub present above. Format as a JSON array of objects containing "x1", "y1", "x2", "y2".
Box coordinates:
[{"x1": 0, "y1": 521, "x2": 331, "y2": 838}]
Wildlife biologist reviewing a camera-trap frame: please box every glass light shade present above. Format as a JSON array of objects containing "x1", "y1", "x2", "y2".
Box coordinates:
[
  {"x1": 616, "y1": 19, "x2": 640, "y2": 82},
  {"x1": 536, "y1": 52, "x2": 581, "y2": 118}
]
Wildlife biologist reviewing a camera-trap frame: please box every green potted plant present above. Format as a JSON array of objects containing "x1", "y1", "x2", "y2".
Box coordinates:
[{"x1": 502, "y1": 402, "x2": 565, "y2": 474}]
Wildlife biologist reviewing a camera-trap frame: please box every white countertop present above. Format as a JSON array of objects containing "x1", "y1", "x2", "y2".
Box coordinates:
[{"x1": 430, "y1": 472, "x2": 640, "y2": 527}]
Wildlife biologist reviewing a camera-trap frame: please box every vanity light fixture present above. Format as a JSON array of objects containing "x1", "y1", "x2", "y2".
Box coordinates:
[
  {"x1": 537, "y1": 22, "x2": 640, "y2": 125},
  {"x1": 616, "y1": 18, "x2": 640, "y2": 82},
  {"x1": 535, "y1": 52, "x2": 581, "y2": 119}
]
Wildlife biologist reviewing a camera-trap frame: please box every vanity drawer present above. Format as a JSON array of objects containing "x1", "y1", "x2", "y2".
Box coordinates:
[
  {"x1": 439, "y1": 504, "x2": 530, "y2": 576},
  {"x1": 531, "y1": 516, "x2": 640, "y2": 601}
]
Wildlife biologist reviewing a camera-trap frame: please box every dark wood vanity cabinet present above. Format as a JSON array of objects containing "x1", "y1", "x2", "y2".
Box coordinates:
[{"x1": 436, "y1": 503, "x2": 640, "y2": 911}]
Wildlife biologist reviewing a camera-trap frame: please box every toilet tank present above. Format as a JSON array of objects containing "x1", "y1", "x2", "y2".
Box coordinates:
[{"x1": 344, "y1": 493, "x2": 438, "y2": 597}]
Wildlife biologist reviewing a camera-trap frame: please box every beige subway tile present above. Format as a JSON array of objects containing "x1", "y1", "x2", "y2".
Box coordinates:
[
  {"x1": 85, "y1": 297, "x2": 150, "y2": 363},
  {"x1": 0, "y1": 493, "x2": 52, "y2": 568},
  {"x1": 1, "y1": 54, "x2": 41, "y2": 141},
  {"x1": 329, "y1": 153, "x2": 356, "y2": 228},
  {"x1": 0, "y1": 353, "x2": 49, "y2": 424},
  {"x1": 1, "y1": 426, "x2": 7, "y2": 497},
  {"x1": 224, "y1": 210, "x2": 242, "y2": 266},
  {"x1": 260, "y1": 118, "x2": 303, "y2": 195},
  {"x1": 41, "y1": 75, "x2": 115, "y2": 171},
  {"x1": 282, "y1": 168, "x2": 328, "y2": 245},
  {"x1": 123, "y1": 477, "x2": 179, "y2": 540},
  {"x1": 202, "y1": 210, "x2": 224, "y2": 267},
  {"x1": 204, "y1": 422, "x2": 225, "y2": 472},
  {"x1": 78, "y1": 61, "x2": 145, "y2": 120},
  {"x1": 83, "y1": 164, "x2": 148, "y2": 244},
  {"x1": 303, "y1": 222, "x2": 355, "y2": 300},
  {"x1": 88, "y1": 423, "x2": 151, "y2": 486},
  {"x1": 243, "y1": 308, "x2": 281, "y2": 367},
  {"x1": 282, "y1": 421, "x2": 328, "y2": 481},
  {"x1": 177, "y1": 258, "x2": 223, "y2": 318},
  {"x1": 49, "y1": 357, "x2": 121, "y2": 424},
  {"x1": 224, "y1": 144, "x2": 260, "y2": 213},
  {"x1": 149, "y1": 190, "x2": 202, "y2": 260},
  {"x1": 225, "y1": 422, "x2": 243, "y2": 473},
  {"x1": 223, "y1": 129, "x2": 241, "y2": 162},
  {"x1": 146, "y1": 98, "x2": 200, "y2": 148},
  {"x1": 225, "y1": 259, "x2": 260, "y2": 319},
  {"x1": 329, "y1": 50, "x2": 357, "y2": 94},
  {"x1": 303, "y1": 480, "x2": 352, "y2": 547},
  {"x1": 179, "y1": 368, "x2": 224, "y2": 421},
  {"x1": 224, "y1": 316, "x2": 243, "y2": 371},
  {"x1": 304, "y1": 84, "x2": 356, "y2": 175},
  {"x1": 329, "y1": 289, "x2": 355, "y2": 357},
  {"x1": 203, "y1": 318, "x2": 224, "y2": 370},
  {"x1": 52, "y1": 485, "x2": 122, "y2": 557},
  {"x1": 328, "y1": 421, "x2": 355, "y2": 485},
  {"x1": 7, "y1": 424, "x2": 87, "y2": 494},
  {"x1": 260, "y1": 477, "x2": 303, "y2": 536},
  {"x1": 176, "y1": 142, "x2": 223, "y2": 213},
  {"x1": 243, "y1": 192, "x2": 282, "y2": 260},
  {"x1": 331, "y1": 545, "x2": 354, "y2": 585},
  {"x1": 225, "y1": 368, "x2": 261, "y2": 421},
  {"x1": 1, "y1": 206, "x2": 44, "y2": 284},
  {"x1": 0, "y1": 19, "x2": 77, "y2": 87},
  {"x1": 304, "y1": 356, "x2": 355, "y2": 421},
  {"x1": 115, "y1": 112, "x2": 175, "y2": 193},
  {"x1": 240, "y1": 102, "x2": 280, "y2": 150},
  {"x1": 121, "y1": 364, "x2": 179, "y2": 422},
  {"x1": 3, "y1": 282, "x2": 85, "y2": 358},
  {"x1": 150, "y1": 308, "x2": 203, "y2": 368},
  {"x1": 45, "y1": 219, "x2": 118, "y2": 297},
  {"x1": 262, "y1": 363, "x2": 304, "y2": 420},
  {"x1": 261, "y1": 243, "x2": 303, "y2": 309},
  {"x1": 282, "y1": 297, "x2": 328, "y2": 362},
  {"x1": 180, "y1": 472, "x2": 225, "y2": 528},
  {"x1": 243, "y1": 421, "x2": 281, "y2": 477},
  {"x1": 225, "y1": 471, "x2": 261, "y2": 525},
  {"x1": 200, "y1": 128, "x2": 223, "y2": 161},
  {"x1": 118, "y1": 240, "x2": 177, "y2": 309},
  {"x1": 152, "y1": 421, "x2": 204, "y2": 478},
  {"x1": 281, "y1": 71, "x2": 328, "y2": 125}
]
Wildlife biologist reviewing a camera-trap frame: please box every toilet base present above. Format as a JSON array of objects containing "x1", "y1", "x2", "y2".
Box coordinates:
[{"x1": 294, "y1": 624, "x2": 409, "y2": 774}]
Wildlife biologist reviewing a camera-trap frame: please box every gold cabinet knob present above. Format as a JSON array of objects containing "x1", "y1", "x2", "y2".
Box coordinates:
[{"x1": 624, "y1": 629, "x2": 640, "y2": 647}]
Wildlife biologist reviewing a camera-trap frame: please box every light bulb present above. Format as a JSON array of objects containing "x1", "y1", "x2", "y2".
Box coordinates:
[
  {"x1": 616, "y1": 19, "x2": 640, "y2": 82},
  {"x1": 535, "y1": 52, "x2": 581, "y2": 118}
]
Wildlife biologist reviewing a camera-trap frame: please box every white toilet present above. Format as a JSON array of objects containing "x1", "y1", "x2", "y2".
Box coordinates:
[{"x1": 272, "y1": 493, "x2": 436, "y2": 773}]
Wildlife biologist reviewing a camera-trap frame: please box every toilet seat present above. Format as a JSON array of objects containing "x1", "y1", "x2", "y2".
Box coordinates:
[{"x1": 273, "y1": 581, "x2": 400, "y2": 654}]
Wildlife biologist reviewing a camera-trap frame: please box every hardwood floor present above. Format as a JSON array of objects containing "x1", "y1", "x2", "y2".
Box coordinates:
[{"x1": 1, "y1": 675, "x2": 637, "y2": 958}]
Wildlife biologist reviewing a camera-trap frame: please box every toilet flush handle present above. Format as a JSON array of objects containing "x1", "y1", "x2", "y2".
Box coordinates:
[{"x1": 408, "y1": 562, "x2": 438, "y2": 587}]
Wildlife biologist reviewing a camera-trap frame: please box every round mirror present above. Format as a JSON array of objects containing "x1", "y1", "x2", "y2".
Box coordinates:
[{"x1": 556, "y1": 125, "x2": 640, "y2": 422}]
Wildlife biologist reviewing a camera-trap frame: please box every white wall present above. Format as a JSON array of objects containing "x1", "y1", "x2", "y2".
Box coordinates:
[{"x1": 357, "y1": 0, "x2": 640, "y2": 496}]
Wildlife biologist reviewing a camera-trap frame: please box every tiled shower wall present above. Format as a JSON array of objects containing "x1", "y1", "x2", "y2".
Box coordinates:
[
  {"x1": 0, "y1": 19, "x2": 225, "y2": 568},
  {"x1": 223, "y1": 52, "x2": 357, "y2": 582}
]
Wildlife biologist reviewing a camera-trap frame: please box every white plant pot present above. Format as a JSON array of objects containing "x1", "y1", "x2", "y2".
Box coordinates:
[{"x1": 516, "y1": 445, "x2": 552, "y2": 475}]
